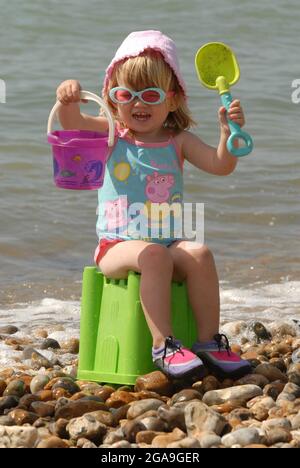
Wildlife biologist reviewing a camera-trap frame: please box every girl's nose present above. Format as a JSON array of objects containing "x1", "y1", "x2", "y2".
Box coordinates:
[{"x1": 132, "y1": 97, "x2": 145, "y2": 107}]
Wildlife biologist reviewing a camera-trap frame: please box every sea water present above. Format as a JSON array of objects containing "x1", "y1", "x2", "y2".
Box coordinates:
[{"x1": 0, "y1": 1, "x2": 299, "y2": 360}]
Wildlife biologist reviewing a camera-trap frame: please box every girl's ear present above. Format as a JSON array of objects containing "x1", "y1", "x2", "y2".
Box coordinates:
[
  {"x1": 108, "y1": 102, "x2": 119, "y2": 120},
  {"x1": 169, "y1": 102, "x2": 178, "y2": 112},
  {"x1": 109, "y1": 100, "x2": 118, "y2": 113},
  {"x1": 168, "y1": 94, "x2": 180, "y2": 112}
]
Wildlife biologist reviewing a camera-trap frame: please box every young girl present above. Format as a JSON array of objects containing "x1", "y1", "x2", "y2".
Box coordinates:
[{"x1": 56, "y1": 30, "x2": 251, "y2": 380}]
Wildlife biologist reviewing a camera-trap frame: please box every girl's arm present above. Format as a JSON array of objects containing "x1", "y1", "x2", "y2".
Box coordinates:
[
  {"x1": 58, "y1": 103, "x2": 109, "y2": 132},
  {"x1": 180, "y1": 100, "x2": 245, "y2": 176},
  {"x1": 56, "y1": 79, "x2": 109, "y2": 132}
]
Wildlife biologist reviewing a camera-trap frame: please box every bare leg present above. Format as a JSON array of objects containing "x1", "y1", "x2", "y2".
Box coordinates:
[
  {"x1": 98, "y1": 240, "x2": 174, "y2": 348},
  {"x1": 169, "y1": 241, "x2": 220, "y2": 342}
]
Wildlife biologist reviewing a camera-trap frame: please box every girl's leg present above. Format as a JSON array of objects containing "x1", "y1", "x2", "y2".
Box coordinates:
[
  {"x1": 169, "y1": 241, "x2": 251, "y2": 379},
  {"x1": 169, "y1": 240, "x2": 220, "y2": 342},
  {"x1": 98, "y1": 240, "x2": 174, "y2": 347}
]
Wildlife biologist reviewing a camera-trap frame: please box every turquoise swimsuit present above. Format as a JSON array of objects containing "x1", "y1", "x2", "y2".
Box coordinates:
[{"x1": 96, "y1": 128, "x2": 184, "y2": 247}]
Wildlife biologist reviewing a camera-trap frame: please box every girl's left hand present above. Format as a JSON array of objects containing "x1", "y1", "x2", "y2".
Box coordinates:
[{"x1": 218, "y1": 99, "x2": 245, "y2": 135}]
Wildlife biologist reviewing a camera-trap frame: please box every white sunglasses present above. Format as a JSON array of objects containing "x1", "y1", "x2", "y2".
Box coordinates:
[{"x1": 109, "y1": 87, "x2": 175, "y2": 105}]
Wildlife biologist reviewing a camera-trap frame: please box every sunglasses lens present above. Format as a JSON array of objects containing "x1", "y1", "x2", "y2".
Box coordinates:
[
  {"x1": 113, "y1": 89, "x2": 133, "y2": 102},
  {"x1": 141, "y1": 89, "x2": 162, "y2": 103}
]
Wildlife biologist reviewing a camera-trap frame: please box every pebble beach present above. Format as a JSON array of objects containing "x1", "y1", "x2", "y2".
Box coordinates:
[{"x1": 0, "y1": 320, "x2": 300, "y2": 449}]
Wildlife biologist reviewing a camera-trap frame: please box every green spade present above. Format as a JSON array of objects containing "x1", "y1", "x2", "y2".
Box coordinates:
[{"x1": 195, "y1": 42, "x2": 253, "y2": 157}]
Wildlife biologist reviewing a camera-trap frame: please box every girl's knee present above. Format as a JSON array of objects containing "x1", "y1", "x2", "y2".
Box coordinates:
[
  {"x1": 98, "y1": 262, "x2": 128, "y2": 279},
  {"x1": 139, "y1": 243, "x2": 174, "y2": 271},
  {"x1": 186, "y1": 243, "x2": 215, "y2": 265}
]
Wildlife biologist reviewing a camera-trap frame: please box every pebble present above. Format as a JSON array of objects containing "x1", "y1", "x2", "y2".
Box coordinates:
[
  {"x1": 0, "y1": 396, "x2": 19, "y2": 413},
  {"x1": 0, "y1": 425, "x2": 38, "y2": 448},
  {"x1": 33, "y1": 329, "x2": 48, "y2": 339},
  {"x1": 87, "y1": 410, "x2": 115, "y2": 427},
  {"x1": 222, "y1": 427, "x2": 261, "y2": 447},
  {"x1": 135, "y1": 371, "x2": 174, "y2": 396},
  {"x1": 0, "y1": 325, "x2": 19, "y2": 335},
  {"x1": 262, "y1": 417, "x2": 292, "y2": 431},
  {"x1": 196, "y1": 431, "x2": 222, "y2": 448},
  {"x1": 49, "y1": 418, "x2": 69, "y2": 438},
  {"x1": 269, "y1": 358, "x2": 287, "y2": 373},
  {"x1": 36, "y1": 390, "x2": 54, "y2": 402},
  {"x1": 254, "y1": 363, "x2": 288, "y2": 382},
  {"x1": 30, "y1": 375, "x2": 50, "y2": 394},
  {"x1": 127, "y1": 398, "x2": 164, "y2": 419},
  {"x1": 94, "y1": 386, "x2": 115, "y2": 401},
  {"x1": 227, "y1": 407, "x2": 253, "y2": 425},
  {"x1": 202, "y1": 385, "x2": 262, "y2": 406},
  {"x1": 54, "y1": 400, "x2": 108, "y2": 420},
  {"x1": 157, "y1": 404, "x2": 185, "y2": 432},
  {"x1": 287, "y1": 363, "x2": 300, "y2": 386},
  {"x1": 61, "y1": 338, "x2": 79, "y2": 354},
  {"x1": 290, "y1": 413, "x2": 300, "y2": 430},
  {"x1": 3, "y1": 380, "x2": 26, "y2": 398},
  {"x1": 245, "y1": 444, "x2": 268, "y2": 449},
  {"x1": 9, "y1": 409, "x2": 39, "y2": 425},
  {"x1": 184, "y1": 400, "x2": 227, "y2": 436},
  {"x1": 135, "y1": 430, "x2": 163, "y2": 444},
  {"x1": 278, "y1": 382, "x2": 300, "y2": 400},
  {"x1": 123, "y1": 419, "x2": 146, "y2": 442},
  {"x1": 138, "y1": 415, "x2": 165, "y2": 432},
  {"x1": 106, "y1": 390, "x2": 137, "y2": 408},
  {"x1": 52, "y1": 378, "x2": 80, "y2": 395},
  {"x1": 197, "y1": 375, "x2": 220, "y2": 393},
  {"x1": 152, "y1": 428, "x2": 186, "y2": 448},
  {"x1": 77, "y1": 437, "x2": 97, "y2": 448},
  {"x1": 31, "y1": 352, "x2": 54, "y2": 370},
  {"x1": 0, "y1": 380, "x2": 7, "y2": 396},
  {"x1": 170, "y1": 388, "x2": 202, "y2": 405},
  {"x1": 253, "y1": 322, "x2": 272, "y2": 341},
  {"x1": 263, "y1": 382, "x2": 285, "y2": 400},
  {"x1": 265, "y1": 428, "x2": 292, "y2": 446},
  {"x1": 41, "y1": 338, "x2": 61, "y2": 350},
  {"x1": 31, "y1": 402, "x2": 55, "y2": 418},
  {"x1": 66, "y1": 413, "x2": 107, "y2": 443},
  {"x1": 248, "y1": 396, "x2": 276, "y2": 421},
  {"x1": 292, "y1": 348, "x2": 300, "y2": 363},
  {"x1": 212, "y1": 399, "x2": 244, "y2": 414},
  {"x1": 236, "y1": 374, "x2": 269, "y2": 388},
  {"x1": 102, "y1": 426, "x2": 124, "y2": 445},
  {"x1": 36, "y1": 436, "x2": 69, "y2": 448},
  {"x1": 167, "y1": 436, "x2": 200, "y2": 448}
]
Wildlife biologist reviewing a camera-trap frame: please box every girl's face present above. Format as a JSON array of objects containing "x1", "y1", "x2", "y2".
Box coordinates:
[{"x1": 113, "y1": 85, "x2": 176, "y2": 139}]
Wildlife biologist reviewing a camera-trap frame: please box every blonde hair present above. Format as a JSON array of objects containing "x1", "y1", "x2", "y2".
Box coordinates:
[{"x1": 103, "y1": 50, "x2": 196, "y2": 133}]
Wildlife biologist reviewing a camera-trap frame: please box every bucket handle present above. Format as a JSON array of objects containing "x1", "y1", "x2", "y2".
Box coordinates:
[{"x1": 47, "y1": 90, "x2": 115, "y2": 147}]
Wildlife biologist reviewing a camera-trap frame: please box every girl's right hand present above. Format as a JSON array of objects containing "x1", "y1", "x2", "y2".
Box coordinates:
[{"x1": 56, "y1": 79, "x2": 87, "y2": 105}]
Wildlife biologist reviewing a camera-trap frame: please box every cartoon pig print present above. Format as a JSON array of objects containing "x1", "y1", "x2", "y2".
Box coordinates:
[
  {"x1": 145, "y1": 172, "x2": 174, "y2": 203},
  {"x1": 104, "y1": 196, "x2": 128, "y2": 230}
]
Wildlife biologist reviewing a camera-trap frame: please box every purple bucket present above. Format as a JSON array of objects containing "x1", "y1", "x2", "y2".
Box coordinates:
[
  {"x1": 47, "y1": 91, "x2": 115, "y2": 190},
  {"x1": 48, "y1": 130, "x2": 110, "y2": 190}
]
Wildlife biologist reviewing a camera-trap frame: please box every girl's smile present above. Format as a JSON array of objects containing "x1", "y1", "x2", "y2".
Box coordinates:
[{"x1": 131, "y1": 110, "x2": 152, "y2": 122}]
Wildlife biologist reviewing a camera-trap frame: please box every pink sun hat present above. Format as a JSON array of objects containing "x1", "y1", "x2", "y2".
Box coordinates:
[{"x1": 102, "y1": 30, "x2": 187, "y2": 98}]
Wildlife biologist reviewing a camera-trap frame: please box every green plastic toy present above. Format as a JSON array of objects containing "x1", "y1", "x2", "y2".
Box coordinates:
[
  {"x1": 195, "y1": 42, "x2": 253, "y2": 157},
  {"x1": 77, "y1": 267, "x2": 197, "y2": 385}
]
